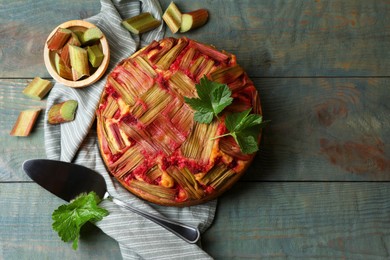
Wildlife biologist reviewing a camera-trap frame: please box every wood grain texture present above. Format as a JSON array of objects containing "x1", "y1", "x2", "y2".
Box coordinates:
[
  {"x1": 0, "y1": 79, "x2": 47, "y2": 181},
  {"x1": 1, "y1": 0, "x2": 390, "y2": 77},
  {"x1": 0, "y1": 0, "x2": 100, "y2": 78},
  {"x1": 245, "y1": 77, "x2": 390, "y2": 181},
  {"x1": 1, "y1": 0, "x2": 390, "y2": 259},
  {"x1": 0, "y1": 183, "x2": 122, "y2": 259},
  {"x1": 203, "y1": 182, "x2": 390, "y2": 259},
  {"x1": 2, "y1": 182, "x2": 390, "y2": 259},
  {"x1": 162, "y1": 0, "x2": 390, "y2": 77}
]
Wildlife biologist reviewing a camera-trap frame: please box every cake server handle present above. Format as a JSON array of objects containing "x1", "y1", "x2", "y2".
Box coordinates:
[{"x1": 107, "y1": 194, "x2": 201, "y2": 244}]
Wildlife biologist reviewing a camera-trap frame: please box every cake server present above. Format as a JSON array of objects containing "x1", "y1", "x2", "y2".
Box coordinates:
[{"x1": 22, "y1": 159, "x2": 200, "y2": 244}]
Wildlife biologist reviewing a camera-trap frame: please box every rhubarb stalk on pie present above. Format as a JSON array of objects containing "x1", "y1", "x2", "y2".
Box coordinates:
[{"x1": 96, "y1": 37, "x2": 262, "y2": 206}]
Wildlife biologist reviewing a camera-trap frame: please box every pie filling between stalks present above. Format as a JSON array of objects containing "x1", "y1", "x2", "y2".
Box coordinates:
[{"x1": 97, "y1": 37, "x2": 262, "y2": 206}]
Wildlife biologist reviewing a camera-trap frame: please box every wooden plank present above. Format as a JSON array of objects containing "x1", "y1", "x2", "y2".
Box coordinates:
[
  {"x1": 245, "y1": 77, "x2": 390, "y2": 181},
  {"x1": 161, "y1": 0, "x2": 390, "y2": 77},
  {"x1": 203, "y1": 182, "x2": 390, "y2": 259},
  {"x1": 1, "y1": 182, "x2": 390, "y2": 259},
  {"x1": 2, "y1": 0, "x2": 390, "y2": 78},
  {"x1": 0, "y1": 79, "x2": 47, "y2": 181},
  {"x1": 0, "y1": 0, "x2": 100, "y2": 78},
  {"x1": 1, "y1": 77, "x2": 389, "y2": 182},
  {"x1": 0, "y1": 183, "x2": 122, "y2": 259}
]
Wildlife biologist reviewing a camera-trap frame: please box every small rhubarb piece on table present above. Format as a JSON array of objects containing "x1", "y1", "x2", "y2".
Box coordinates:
[
  {"x1": 48, "y1": 100, "x2": 78, "y2": 125},
  {"x1": 80, "y1": 27, "x2": 103, "y2": 45},
  {"x1": 10, "y1": 109, "x2": 41, "y2": 136},
  {"x1": 69, "y1": 45, "x2": 90, "y2": 81},
  {"x1": 122, "y1": 12, "x2": 161, "y2": 34},
  {"x1": 163, "y1": 2, "x2": 182, "y2": 33},
  {"x1": 47, "y1": 28, "x2": 72, "y2": 51},
  {"x1": 87, "y1": 45, "x2": 104, "y2": 68},
  {"x1": 22, "y1": 77, "x2": 53, "y2": 100},
  {"x1": 180, "y1": 9, "x2": 209, "y2": 33}
]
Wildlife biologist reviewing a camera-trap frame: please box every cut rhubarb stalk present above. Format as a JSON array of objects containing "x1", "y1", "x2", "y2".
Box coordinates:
[
  {"x1": 108, "y1": 122, "x2": 127, "y2": 150},
  {"x1": 69, "y1": 32, "x2": 82, "y2": 45},
  {"x1": 108, "y1": 76, "x2": 135, "y2": 106},
  {"x1": 47, "y1": 27, "x2": 72, "y2": 50},
  {"x1": 122, "y1": 13, "x2": 161, "y2": 34},
  {"x1": 192, "y1": 40, "x2": 229, "y2": 62},
  {"x1": 48, "y1": 100, "x2": 78, "y2": 125},
  {"x1": 102, "y1": 96, "x2": 119, "y2": 118},
  {"x1": 22, "y1": 77, "x2": 53, "y2": 100},
  {"x1": 132, "y1": 84, "x2": 173, "y2": 125},
  {"x1": 169, "y1": 71, "x2": 196, "y2": 98},
  {"x1": 10, "y1": 109, "x2": 41, "y2": 136},
  {"x1": 178, "y1": 46, "x2": 196, "y2": 70},
  {"x1": 170, "y1": 103, "x2": 194, "y2": 136},
  {"x1": 145, "y1": 37, "x2": 175, "y2": 63},
  {"x1": 156, "y1": 37, "x2": 188, "y2": 70},
  {"x1": 146, "y1": 166, "x2": 163, "y2": 182},
  {"x1": 210, "y1": 65, "x2": 244, "y2": 84},
  {"x1": 196, "y1": 163, "x2": 235, "y2": 188},
  {"x1": 111, "y1": 146, "x2": 144, "y2": 178},
  {"x1": 80, "y1": 27, "x2": 103, "y2": 45},
  {"x1": 167, "y1": 167, "x2": 204, "y2": 200},
  {"x1": 73, "y1": 30, "x2": 84, "y2": 43},
  {"x1": 133, "y1": 56, "x2": 157, "y2": 78},
  {"x1": 87, "y1": 44, "x2": 104, "y2": 68},
  {"x1": 69, "y1": 45, "x2": 90, "y2": 80},
  {"x1": 54, "y1": 53, "x2": 73, "y2": 80},
  {"x1": 130, "y1": 179, "x2": 176, "y2": 200},
  {"x1": 180, "y1": 9, "x2": 209, "y2": 33},
  {"x1": 60, "y1": 32, "x2": 82, "y2": 67},
  {"x1": 162, "y1": 2, "x2": 182, "y2": 33}
]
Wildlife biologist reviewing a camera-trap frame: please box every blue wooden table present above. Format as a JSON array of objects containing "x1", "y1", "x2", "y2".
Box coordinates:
[{"x1": 1, "y1": 0, "x2": 390, "y2": 259}]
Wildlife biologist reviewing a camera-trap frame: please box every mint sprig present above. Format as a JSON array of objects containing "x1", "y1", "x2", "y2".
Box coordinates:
[
  {"x1": 185, "y1": 76, "x2": 269, "y2": 154},
  {"x1": 215, "y1": 109, "x2": 269, "y2": 154},
  {"x1": 52, "y1": 191, "x2": 109, "y2": 250},
  {"x1": 184, "y1": 76, "x2": 233, "y2": 123}
]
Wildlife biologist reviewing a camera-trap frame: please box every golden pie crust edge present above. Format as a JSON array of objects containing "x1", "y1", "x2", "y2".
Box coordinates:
[{"x1": 96, "y1": 37, "x2": 262, "y2": 207}]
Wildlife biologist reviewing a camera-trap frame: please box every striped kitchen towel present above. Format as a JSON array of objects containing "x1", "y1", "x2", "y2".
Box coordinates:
[{"x1": 43, "y1": 0, "x2": 217, "y2": 259}]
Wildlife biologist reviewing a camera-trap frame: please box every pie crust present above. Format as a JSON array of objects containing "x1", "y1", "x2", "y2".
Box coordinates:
[{"x1": 96, "y1": 37, "x2": 262, "y2": 206}]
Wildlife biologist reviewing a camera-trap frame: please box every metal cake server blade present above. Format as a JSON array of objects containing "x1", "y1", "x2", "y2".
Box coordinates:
[{"x1": 22, "y1": 159, "x2": 200, "y2": 244}]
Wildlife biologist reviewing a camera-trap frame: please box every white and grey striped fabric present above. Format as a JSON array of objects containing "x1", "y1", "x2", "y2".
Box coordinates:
[{"x1": 43, "y1": 0, "x2": 217, "y2": 259}]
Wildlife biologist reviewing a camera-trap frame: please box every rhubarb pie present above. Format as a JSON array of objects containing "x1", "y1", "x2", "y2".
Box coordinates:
[{"x1": 97, "y1": 37, "x2": 262, "y2": 206}]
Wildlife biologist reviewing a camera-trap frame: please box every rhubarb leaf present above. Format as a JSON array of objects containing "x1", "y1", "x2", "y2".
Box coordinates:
[
  {"x1": 184, "y1": 76, "x2": 233, "y2": 123},
  {"x1": 52, "y1": 191, "x2": 109, "y2": 250}
]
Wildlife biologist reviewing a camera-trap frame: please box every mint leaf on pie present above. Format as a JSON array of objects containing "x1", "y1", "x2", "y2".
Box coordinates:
[
  {"x1": 184, "y1": 76, "x2": 233, "y2": 123},
  {"x1": 220, "y1": 108, "x2": 269, "y2": 154},
  {"x1": 185, "y1": 77, "x2": 269, "y2": 154}
]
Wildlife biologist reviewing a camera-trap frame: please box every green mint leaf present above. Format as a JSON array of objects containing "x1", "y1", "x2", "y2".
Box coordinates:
[
  {"x1": 235, "y1": 134, "x2": 259, "y2": 154},
  {"x1": 184, "y1": 77, "x2": 270, "y2": 154},
  {"x1": 224, "y1": 109, "x2": 268, "y2": 154},
  {"x1": 239, "y1": 114, "x2": 264, "y2": 130},
  {"x1": 184, "y1": 96, "x2": 212, "y2": 113},
  {"x1": 194, "y1": 111, "x2": 214, "y2": 124},
  {"x1": 211, "y1": 84, "x2": 233, "y2": 115},
  {"x1": 225, "y1": 108, "x2": 252, "y2": 132},
  {"x1": 52, "y1": 191, "x2": 109, "y2": 250},
  {"x1": 184, "y1": 76, "x2": 233, "y2": 123},
  {"x1": 196, "y1": 76, "x2": 214, "y2": 101}
]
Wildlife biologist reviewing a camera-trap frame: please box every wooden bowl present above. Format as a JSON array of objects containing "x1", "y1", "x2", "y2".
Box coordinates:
[{"x1": 43, "y1": 20, "x2": 110, "y2": 88}]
